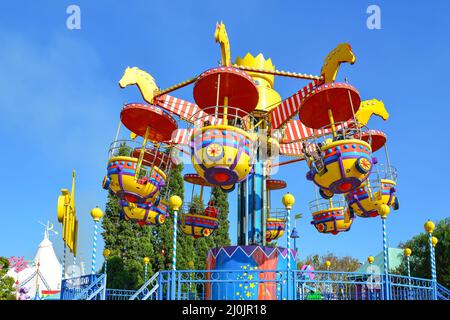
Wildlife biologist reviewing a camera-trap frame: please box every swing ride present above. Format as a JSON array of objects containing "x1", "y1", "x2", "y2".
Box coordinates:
[
  {"x1": 102, "y1": 102, "x2": 177, "y2": 226},
  {"x1": 345, "y1": 129, "x2": 399, "y2": 218},
  {"x1": 265, "y1": 179, "x2": 288, "y2": 242},
  {"x1": 181, "y1": 173, "x2": 219, "y2": 238},
  {"x1": 97, "y1": 21, "x2": 399, "y2": 300},
  {"x1": 310, "y1": 197, "x2": 353, "y2": 235}
]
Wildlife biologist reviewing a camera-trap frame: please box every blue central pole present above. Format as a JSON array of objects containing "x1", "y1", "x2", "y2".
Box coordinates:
[{"x1": 381, "y1": 217, "x2": 390, "y2": 300}]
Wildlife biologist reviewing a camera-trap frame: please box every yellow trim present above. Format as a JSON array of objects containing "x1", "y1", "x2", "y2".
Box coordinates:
[
  {"x1": 109, "y1": 156, "x2": 166, "y2": 180},
  {"x1": 267, "y1": 218, "x2": 286, "y2": 223},
  {"x1": 321, "y1": 139, "x2": 371, "y2": 151},
  {"x1": 109, "y1": 156, "x2": 138, "y2": 163},
  {"x1": 152, "y1": 166, "x2": 167, "y2": 181},
  {"x1": 185, "y1": 213, "x2": 218, "y2": 223},
  {"x1": 380, "y1": 179, "x2": 396, "y2": 186},
  {"x1": 194, "y1": 125, "x2": 254, "y2": 139},
  {"x1": 312, "y1": 207, "x2": 345, "y2": 216}
]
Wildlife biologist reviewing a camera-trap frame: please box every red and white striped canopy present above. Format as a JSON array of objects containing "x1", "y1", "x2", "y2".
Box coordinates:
[
  {"x1": 282, "y1": 119, "x2": 353, "y2": 143},
  {"x1": 154, "y1": 94, "x2": 222, "y2": 125},
  {"x1": 269, "y1": 79, "x2": 322, "y2": 129}
]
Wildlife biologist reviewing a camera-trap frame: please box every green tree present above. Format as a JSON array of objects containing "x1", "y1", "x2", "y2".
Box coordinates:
[
  {"x1": 102, "y1": 139, "x2": 232, "y2": 288},
  {"x1": 149, "y1": 163, "x2": 193, "y2": 271},
  {"x1": 396, "y1": 218, "x2": 450, "y2": 288},
  {"x1": 297, "y1": 253, "x2": 361, "y2": 272},
  {"x1": 101, "y1": 192, "x2": 155, "y2": 289},
  {"x1": 101, "y1": 143, "x2": 156, "y2": 289},
  {"x1": 186, "y1": 187, "x2": 231, "y2": 270},
  {"x1": 296, "y1": 253, "x2": 361, "y2": 296},
  {"x1": 0, "y1": 257, "x2": 16, "y2": 300},
  {"x1": 187, "y1": 195, "x2": 212, "y2": 270},
  {"x1": 210, "y1": 187, "x2": 231, "y2": 247}
]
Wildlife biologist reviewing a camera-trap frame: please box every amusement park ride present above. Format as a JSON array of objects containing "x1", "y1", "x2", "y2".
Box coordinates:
[
  {"x1": 92, "y1": 21, "x2": 402, "y2": 300},
  {"x1": 103, "y1": 22, "x2": 397, "y2": 238}
]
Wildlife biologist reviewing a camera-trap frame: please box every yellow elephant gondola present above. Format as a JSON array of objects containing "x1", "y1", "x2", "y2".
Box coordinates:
[
  {"x1": 119, "y1": 198, "x2": 169, "y2": 226},
  {"x1": 179, "y1": 213, "x2": 219, "y2": 238},
  {"x1": 104, "y1": 156, "x2": 166, "y2": 204},
  {"x1": 266, "y1": 218, "x2": 286, "y2": 242},
  {"x1": 310, "y1": 199, "x2": 353, "y2": 235},
  {"x1": 301, "y1": 83, "x2": 373, "y2": 196},
  {"x1": 265, "y1": 181, "x2": 288, "y2": 242},
  {"x1": 103, "y1": 103, "x2": 177, "y2": 204},
  {"x1": 190, "y1": 67, "x2": 259, "y2": 192},
  {"x1": 191, "y1": 125, "x2": 255, "y2": 192},
  {"x1": 182, "y1": 174, "x2": 220, "y2": 238},
  {"x1": 345, "y1": 165, "x2": 399, "y2": 218},
  {"x1": 306, "y1": 139, "x2": 373, "y2": 196}
]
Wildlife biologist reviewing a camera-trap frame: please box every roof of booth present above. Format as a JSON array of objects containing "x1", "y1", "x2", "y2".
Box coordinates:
[{"x1": 356, "y1": 247, "x2": 404, "y2": 273}]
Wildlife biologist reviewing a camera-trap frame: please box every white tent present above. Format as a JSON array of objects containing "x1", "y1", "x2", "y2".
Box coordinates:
[{"x1": 7, "y1": 223, "x2": 62, "y2": 299}]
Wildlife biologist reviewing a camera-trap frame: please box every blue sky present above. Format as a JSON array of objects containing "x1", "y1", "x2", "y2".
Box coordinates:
[{"x1": 1, "y1": 0, "x2": 449, "y2": 271}]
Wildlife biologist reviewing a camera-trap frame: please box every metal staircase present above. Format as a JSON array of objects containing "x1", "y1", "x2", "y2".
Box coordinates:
[
  {"x1": 62, "y1": 271, "x2": 449, "y2": 301},
  {"x1": 73, "y1": 274, "x2": 107, "y2": 300},
  {"x1": 129, "y1": 272, "x2": 160, "y2": 300},
  {"x1": 61, "y1": 274, "x2": 107, "y2": 300},
  {"x1": 437, "y1": 283, "x2": 450, "y2": 300}
]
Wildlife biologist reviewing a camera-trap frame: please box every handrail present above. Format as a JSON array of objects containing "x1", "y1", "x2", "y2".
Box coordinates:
[
  {"x1": 87, "y1": 283, "x2": 106, "y2": 300},
  {"x1": 106, "y1": 270, "x2": 445, "y2": 301},
  {"x1": 129, "y1": 272, "x2": 160, "y2": 300},
  {"x1": 389, "y1": 274, "x2": 434, "y2": 283},
  {"x1": 437, "y1": 283, "x2": 450, "y2": 300},
  {"x1": 72, "y1": 274, "x2": 105, "y2": 300}
]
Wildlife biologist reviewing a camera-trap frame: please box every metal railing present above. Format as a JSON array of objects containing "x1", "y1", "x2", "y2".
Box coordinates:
[
  {"x1": 61, "y1": 274, "x2": 106, "y2": 300},
  {"x1": 389, "y1": 274, "x2": 434, "y2": 300},
  {"x1": 372, "y1": 163, "x2": 397, "y2": 182},
  {"x1": 308, "y1": 121, "x2": 372, "y2": 145},
  {"x1": 188, "y1": 106, "x2": 256, "y2": 130},
  {"x1": 295, "y1": 270, "x2": 384, "y2": 300},
  {"x1": 106, "y1": 289, "x2": 136, "y2": 300},
  {"x1": 63, "y1": 270, "x2": 449, "y2": 301},
  {"x1": 152, "y1": 270, "x2": 441, "y2": 301},
  {"x1": 309, "y1": 197, "x2": 347, "y2": 214},
  {"x1": 437, "y1": 283, "x2": 450, "y2": 300},
  {"x1": 129, "y1": 272, "x2": 160, "y2": 300},
  {"x1": 108, "y1": 139, "x2": 175, "y2": 170},
  {"x1": 158, "y1": 269, "x2": 292, "y2": 300},
  {"x1": 267, "y1": 208, "x2": 288, "y2": 221}
]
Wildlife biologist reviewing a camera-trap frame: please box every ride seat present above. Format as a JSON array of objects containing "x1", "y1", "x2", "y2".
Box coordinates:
[
  {"x1": 138, "y1": 177, "x2": 149, "y2": 185},
  {"x1": 203, "y1": 206, "x2": 218, "y2": 218}
]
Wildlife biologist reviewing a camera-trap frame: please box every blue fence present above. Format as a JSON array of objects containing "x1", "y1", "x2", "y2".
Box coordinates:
[
  {"x1": 62, "y1": 270, "x2": 447, "y2": 300},
  {"x1": 106, "y1": 289, "x2": 136, "y2": 300},
  {"x1": 61, "y1": 274, "x2": 106, "y2": 300},
  {"x1": 155, "y1": 270, "x2": 384, "y2": 300},
  {"x1": 154, "y1": 270, "x2": 441, "y2": 301}
]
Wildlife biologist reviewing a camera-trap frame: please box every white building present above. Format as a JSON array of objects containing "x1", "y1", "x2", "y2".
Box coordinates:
[{"x1": 7, "y1": 223, "x2": 62, "y2": 299}]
